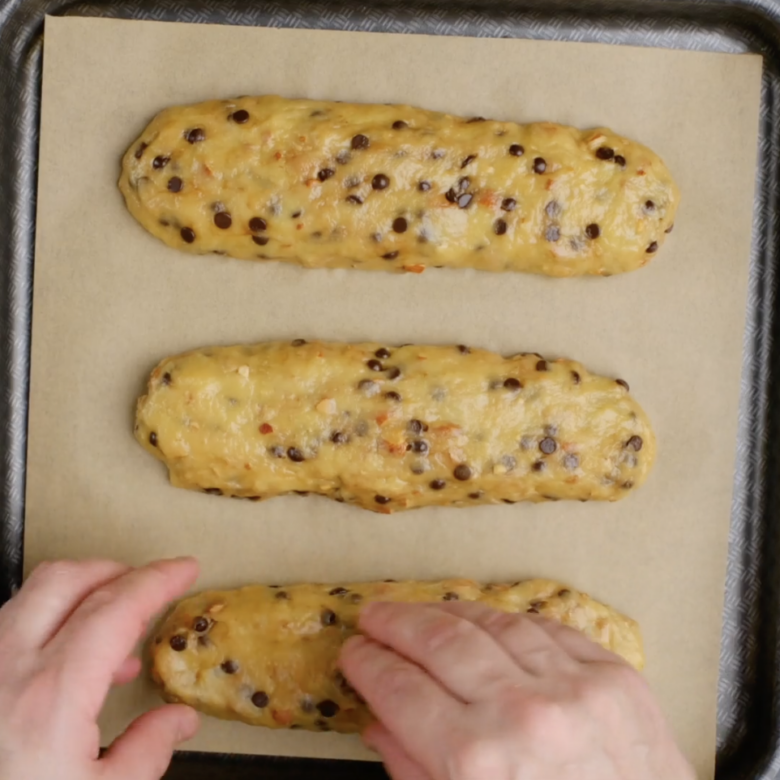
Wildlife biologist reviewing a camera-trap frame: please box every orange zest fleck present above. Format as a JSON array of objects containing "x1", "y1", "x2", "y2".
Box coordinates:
[
  {"x1": 259, "y1": 423, "x2": 274, "y2": 434},
  {"x1": 376, "y1": 413, "x2": 389, "y2": 426},
  {"x1": 403, "y1": 264, "x2": 426, "y2": 274}
]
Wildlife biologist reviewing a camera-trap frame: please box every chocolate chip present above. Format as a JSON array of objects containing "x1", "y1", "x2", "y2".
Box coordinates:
[
  {"x1": 393, "y1": 217, "x2": 408, "y2": 233},
  {"x1": 367, "y1": 359, "x2": 384, "y2": 371},
  {"x1": 533, "y1": 157, "x2": 547, "y2": 174},
  {"x1": 291, "y1": 339, "x2": 306, "y2": 346},
  {"x1": 231, "y1": 109, "x2": 250, "y2": 124},
  {"x1": 321, "y1": 608, "x2": 338, "y2": 626},
  {"x1": 134, "y1": 142, "x2": 147, "y2": 159},
  {"x1": 375, "y1": 495, "x2": 391, "y2": 505},
  {"x1": 270, "y1": 446, "x2": 285, "y2": 458},
  {"x1": 185, "y1": 128, "x2": 205, "y2": 144},
  {"x1": 411, "y1": 440, "x2": 429, "y2": 454},
  {"x1": 665, "y1": 224, "x2": 674, "y2": 234},
  {"x1": 252, "y1": 236, "x2": 269, "y2": 246},
  {"x1": 468, "y1": 491, "x2": 483, "y2": 499},
  {"x1": 467, "y1": 116, "x2": 485, "y2": 123},
  {"x1": 385, "y1": 391, "x2": 402, "y2": 401},
  {"x1": 418, "y1": 181, "x2": 431, "y2": 191},
  {"x1": 318, "y1": 168, "x2": 335, "y2": 182},
  {"x1": 162, "y1": 372, "x2": 172, "y2": 386},
  {"x1": 527, "y1": 607, "x2": 540, "y2": 614},
  {"x1": 461, "y1": 154, "x2": 477, "y2": 168},
  {"x1": 374, "y1": 348, "x2": 391, "y2": 359},
  {"x1": 532, "y1": 460, "x2": 546, "y2": 472},
  {"x1": 348, "y1": 133, "x2": 371, "y2": 152},
  {"x1": 616, "y1": 379, "x2": 630, "y2": 391},
  {"x1": 275, "y1": 590, "x2": 289, "y2": 600},
  {"x1": 596, "y1": 146, "x2": 614, "y2": 160},
  {"x1": 539, "y1": 437, "x2": 557, "y2": 455},
  {"x1": 614, "y1": 155, "x2": 626, "y2": 167},
  {"x1": 458, "y1": 345, "x2": 471, "y2": 354},
  {"x1": 329, "y1": 587, "x2": 349, "y2": 596},
  {"x1": 504, "y1": 377, "x2": 522, "y2": 390},
  {"x1": 563, "y1": 453, "x2": 579, "y2": 470},
  {"x1": 193, "y1": 617, "x2": 209, "y2": 632},
  {"x1": 622, "y1": 481, "x2": 634, "y2": 489},
  {"x1": 646, "y1": 241, "x2": 659, "y2": 253},
  {"x1": 445, "y1": 188, "x2": 458, "y2": 203},
  {"x1": 536, "y1": 360, "x2": 548, "y2": 371},
  {"x1": 317, "y1": 699, "x2": 340, "y2": 718},
  {"x1": 287, "y1": 448, "x2": 305, "y2": 462},
  {"x1": 545, "y1": 225, "x2": 560, "y2": 242},
  {"x1": 457, "y1": 193, "x2": 473, "y2": 208},
  {"x1": 387, "y1": 367, "x2": 401, "y2": 380},
  {"x1": 292, "y1": 210, "x2": 302, "y2": 218},
  {"x1": 167, "y1": 176, "x2": 183, "y2": 193},
  {"x1": 214, "y1": 212, "x2": 232, "y2": 229},
  {"x1": 545, "y1": 201, "x2": 562, "y2": 218},
  {"x1": 251, "y1": 691, "x2": 269, "y2": 708},
  {"x1": 249, "y1": 217, "x2": 267, "y2": 232},
  {"x1": 442, "y1": 592, "x2": 459, "y2": 601},
  {"x1": 627, "y1": 435, "x2": 643, "y2": 451},
  {"x1": 430, "y1": 479, "x2": 446, "y2": 490},
  {"x1": 571, "y1": 371, "x2": 581, "y2": 384},
  {"x1": 644, "y1": 200, "x2": 656, "y2": 212},
  {"x1": 494, "y1": 218, "x2": 508, "y2": 236},
  {"x1": 409, "y1": 419, "x2": 428, "y2": 434},
  {"x1": 203, "y1": 488, "x2": 222, "y2": 495},
  {"x1": 585, "y1": 223, "x2": 600, "y2": 239},
  {"x1": 177, "y1": 227, "x2": 195, "y2": 243},
  {"x1": 149, "y1": 432, "x2": 158, "y2": 447},
  {"x1": 359, "y1": 379, "x2": 379, "y2": 395},
  {"x1": 331, "y1": 431, "x2": 349, "y2": 444},
  {"x1": 152, "y1": 155, "x2": 169, "y2": 170},
  {"x1": 170, "y1": 635, "x2": 187, "y2": 651},
  {"x1": 530, "y1": 600, "x2": 546, "y2": 610},
  {"x1": 392, "y1": 120, "x2": 408, "y2": 130},
  {"x1": 558, "y1": 588, "x2": 571, "y2": 597},
  {"x1": 382, "y1": 251, "x2": 399, "y2": 260},
  {"x1": 509, "y1": 144, "x2": 524, "y2": 156},
  {"x1": 372, "y1": 174, "x2": 390, "y2": 190},
  {"x1": 503, "y1": 499, "x2": 517, "y2": 504},
  {"x1": 453, "y1": 464, "x2": 472, "y2": 481},
  {"x1": 346, "y1": 195, "x2": 363, "y2": 205},
  {"x1": 221, "y1": 660, "x2": 239, "y2": 674},
  {"x1": 501, "y1": 198, "x2": 517, "y2": 212}
]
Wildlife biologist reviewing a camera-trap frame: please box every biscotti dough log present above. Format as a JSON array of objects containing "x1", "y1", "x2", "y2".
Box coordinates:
[
  {"x1": 120, "y1": 95, "x2": 679, "y2": 277},
  {"x1": 135, "y1": 340, "x2": 655, "y2": 511},
  {"x1": 151, "y1": 578, "x2": 644, "y2": 733}
]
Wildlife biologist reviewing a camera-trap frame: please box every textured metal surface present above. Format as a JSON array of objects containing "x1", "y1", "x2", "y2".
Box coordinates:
[{"x1": 1, "y1": 0, "x2": 779, "y2": 778}]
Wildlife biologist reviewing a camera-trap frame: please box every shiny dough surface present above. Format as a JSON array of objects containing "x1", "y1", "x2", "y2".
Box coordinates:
[
  {"x1": 119, "y1": 95, "x2": 679, "y2": 276},
  {"x1": 135, "y1": 341, "x2": 655, "y2": 511},
  {"x1": 151, "y1": 578, "x2": 644, "y2": 733}
]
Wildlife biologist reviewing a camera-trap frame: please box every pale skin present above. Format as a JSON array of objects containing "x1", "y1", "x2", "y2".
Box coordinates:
[{"x1": 0, "y1": 558, "x2": 695, "y2": 780}]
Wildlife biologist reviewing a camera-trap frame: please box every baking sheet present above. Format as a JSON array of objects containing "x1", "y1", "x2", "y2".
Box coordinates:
[{"x1": 25, "y1": 16, "x2": 762, "y2": 777}]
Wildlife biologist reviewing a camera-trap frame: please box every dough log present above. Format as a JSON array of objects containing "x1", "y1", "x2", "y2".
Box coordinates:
[
  {"x1": 120, "y1": 95, "x2": 679, "y2": 277},
  {"x1": 134, "y1": 340, "x2": 655, "y2": 511},
  {"x1": 151, "y1": 578, "x2": 644, "y2": 733}
]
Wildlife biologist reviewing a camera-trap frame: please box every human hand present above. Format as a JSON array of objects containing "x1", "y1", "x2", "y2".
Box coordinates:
[
  {"x1": 341, "y1": 601, "x2": 695, "y2": 780},
  {"x1": 0, "y1": 557, "x2": 201, "y2": 780}
]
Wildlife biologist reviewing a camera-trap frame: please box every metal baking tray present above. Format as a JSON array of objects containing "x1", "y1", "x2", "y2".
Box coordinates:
[{"x1": 1, "y1": 0, "x2": 778, "y2": 777}]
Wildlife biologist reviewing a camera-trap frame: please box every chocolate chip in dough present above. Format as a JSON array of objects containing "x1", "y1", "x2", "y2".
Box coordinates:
[
  {"x1": 532, "y1": 460, "x2": 546, "y2": 472},
  {"x1": 185, "y1": 128, "x2": 205, "y2": 144},
  {"x1": 180, "y1": 227, "x2": 195, "y2": 243},
  {"x1": 392, "y1": 120, "x2": 408, "y2": 129},
  {"x1": 270, "y1": 446, "x2": 285, "y2": 458},
  {"x1": 430, "y1": 479, "x2": 446, "y2": 490},
  {"x1": 665, "y1": 224, "x2": 674, "y2": 234},
  {"x1": 287, "y1": 447, "x2": 305, "y2": 462},
  {"x1": 563, "y1": 453, "x2": 580, "y2": 470},
  {"x1": 149, "y1": 432, "x2": 158, "y2": 447},
  {"x1": 411, "y1": 440, "x2": 429, "y2": 454},
  {"x1": 458, "y1": 344, "x2": 471, "y2": 354},
  {"x1": 392, "y1": 217, "x2": 408, "y2": 234},
  {"x1": 252, "y1": 236, "x2": 269, "y2": 246},
  {"x1": 251, "y1": 691, "x2": 270, "y2": 709},
  {"x1": 646, "y1": 241, "x2": 659, "y2": 253},
  {"x1": 494, "y1": 219, "x2": 508, "y2": 236},
  {"x1": 622, "y1": 481, "x2": 634, "y2": 489},
  {"x1": 275, "y1": 590, "x2": 290, "y2": 600},
  {"x1": 527, "y1": 607, "x2": 540, "y2": 614},
  {"x1": 596, "y1": 146, "x2": 614, "y2": 160},
  {"x1": 134, "y1": 142, "x2": 148, "y2": 159},
  {"x1": 318, "y1": 168, "x2": 335, "y2": 182},
  {"x1": 467, "y1": 116, "x2": 486, "y2": 123},
  {"x1": 453, "y1": 464, "x2": 472, "y2": 481},
  {"x1": 409, "y1": 419, "x2": 428, "y2": 434},
  {"x1": 152, "y1": 155, "x2": 169, "y2": 169},
  {"x1": 626, "y1": 435, "x2": 643, "y2": 451},
  {"x1": 614, "y1": 154, "x2": 626, "y2": 167},
  {"x1": 461, "y1": 154, "x2": 477, "y2": 168},
  {"x1": 644, "y1": 199, "x2": 656, "y2": 212},
  {"x1": 346, "y1": 195, "x2": 363, "y2": 205},
  {"x1": 321, "y1": 608, "x2": 338, "y2": 626},
  {"x1": 539, "y1": 437, "x2": 557, "y2": 455},
  {"x1": 375, "y1": 348, "x2": 391, "y2": 359},
  {"x1": 169, "y1": 635, "x2": 187, "y2": 651},
  {"x1": 387, "y1": 367, "x2": 401, "y2": 380},
  {"x1": 230, "y1": 110, "x2": 250, "y2": 124},
  {"x1": 585, "y1": 223, "x2": 600, "y2": 239},
  {"x1": 162, "y1": 372, "x2": 172, "y2": 386},
  {"x1": 317, "y1": 699, "x2": 340, "y2": 718},
  {"x1": 221, "y1": 660, "x2": 239, "y2": 674},
  {"x1": 329, "y1": 587, "x2": 349, "y2": 596},
  {"x1": 509, "y1": 144, "x2": 524, "y2": 157},
  {"x1": 536, "y1": 360, "x2": 548, "y2": 372},
  {"x1": 442, "y1": 592, "x2": 459, "y2": 601},
  {"x1": 545, "y1": 201, "x2": 562, "y2": 218},
  {"x1": 331, "y1": 431, "x2": 349, "y2": 444},
  {"x1": 382, "y1": 251, "x2": 399, "y2": 260},
  {"x1": 571, "y1": 371, "x2": 581, "y2": 384},
  {"x1": 616, "y1": 379, "x2": 630, "y2": 391},
  {"x1": 292, "y1": 210, "x2": 302, "y2": 218},
  {"x1": 375, "y1": 495, "x2": 391, "y2": 505},
  {"x1": 418, "y1": 181, "x2": 431, "y2": 192},
  {"x1": 501, "y1": 198, "x2": 517, "y2": 212},
  {"x1": 249, "y1": 217, "x2": 268, "y2": 232},
  {"x1": 457, "y1": 193, "x2": 473, "y2": 209},
  {"x1": 167, "y1": 177, "x2": 183, "y2": 193},
  {"x1": 385, "y1": 391, "x2": 402, "y2": 401},
  {"x1": 372, "y1": 174, "x2": 390, "y2": 190},
  {"x1": 504, "y1": 378, "x2": 522, "y2": 390},
  {"x1": 533, "y1": 157, "x2": 547, "y2": 174},
  {"x1": 193, "y1": 617, "x2": 209, "y2": 632},
  {"x1": 468, "y1": 491, "x2": 483, "y2": 499},
  {"x1": 351, "y1": 134, "x2": 370, "y2": 150},
  {"x1": 367, "y1": 359, "x2": 384, "y2": 371},
  {"x1": 545, "y1": 225, "x2": 560, "y2": 242},
  {"x1": 204, "y1": 487, "x2": 222, "y2": 495},
  {"x1": 214, "y1": 212, "x2": 232, "y2": 229},
  {"x1": 359, "y1": 379, "x2": 379, "y2": 395},
  {"x1": 457, "y1": 177, "x2": 470, "y2": 192}
]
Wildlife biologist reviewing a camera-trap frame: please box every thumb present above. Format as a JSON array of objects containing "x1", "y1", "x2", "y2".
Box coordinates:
[
  {"x1": 363, "y1": 722, "x2": 434, "y2": 780},
  {"x1": 101, "y1": 704, "x2": 200, "y2": 780}
]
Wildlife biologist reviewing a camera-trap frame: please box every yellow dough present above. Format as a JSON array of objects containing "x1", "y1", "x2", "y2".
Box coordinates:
[
  {"x1": 151, "y1": 578, "x2": 644, "y2": 733},
  {"x1": 119, "y1": 95, "x2": 679, "y2": 277},
  {"x1": 135, "y1": 340, "x2": 655, "y2": 511}
]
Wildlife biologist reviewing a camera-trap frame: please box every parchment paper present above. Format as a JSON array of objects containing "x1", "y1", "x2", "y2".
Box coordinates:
[{"x1": 25, "y1": 16, "x2": 762, "y2": 777}]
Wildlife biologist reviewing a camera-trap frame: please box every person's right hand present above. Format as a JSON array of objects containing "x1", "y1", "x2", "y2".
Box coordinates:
[{"x1": 341, "y1": 601, "x2": 695, "y2": 780}]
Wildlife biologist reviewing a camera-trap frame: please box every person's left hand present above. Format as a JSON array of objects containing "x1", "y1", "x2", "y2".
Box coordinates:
[{"x1": 0, "y1": 557, "x2": 201, "y2": 780}]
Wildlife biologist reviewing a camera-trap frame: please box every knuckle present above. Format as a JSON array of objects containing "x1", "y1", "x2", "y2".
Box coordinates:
[
  {"x1": 507, "y1": 692, "x2": 569, "y2": 739},
  {"x1": 374, "y1": 659, "x2": 422, "y2": 704},
  {"x1": 418, "y1": 613, "x2": 474, "y2": 655},
  {"x1": 449, "y1": 736, "x2": 507, "y2": 780}
]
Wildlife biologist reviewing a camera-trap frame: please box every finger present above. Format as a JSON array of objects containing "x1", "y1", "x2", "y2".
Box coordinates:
[
  {"x1": 363, "y1": 722, "x2": 434, "y2": 780},
  {"x1": 358, "y1": 601, "x2": 523, "y2": 700},
  {"x1": 101, "y1": 704, "x2": 200, "y2": 780},
  {"x1": 524, "y1": 615, "x2": 627, "y2": 666},
  {"x1": 341, "y1": 635, "x2": 459, "y2": 779},
  {"x1": 47, "y1": 557, "x2": 199, "y2": 718},
  {"x1": 112, "y1": 656, "x2": 142, "y2": 687},
  {"x1": 0, "y1": 560, "x2": 131, "y2": 651},
  {"x1": 430, "y1": 602, "x2": 578, "y2": 677}
]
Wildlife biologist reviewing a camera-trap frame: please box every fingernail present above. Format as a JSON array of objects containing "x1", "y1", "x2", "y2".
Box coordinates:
[
  {"x1": 176, "y1": 707, "x2": 200, "y2": 741},
  {"x1": 342, "y1": 634, "x2": 367, "y2": 656}
]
